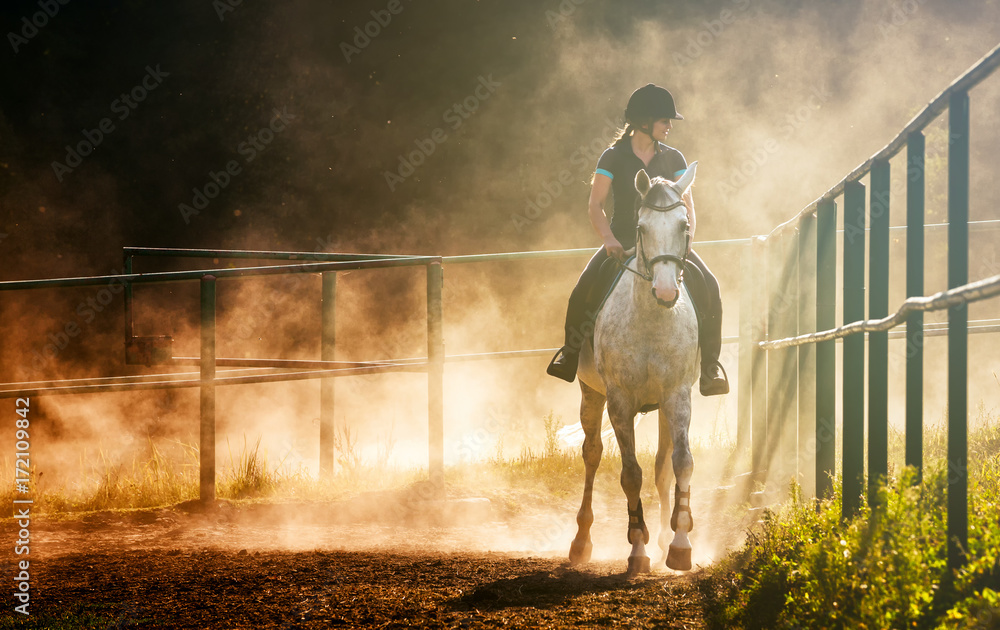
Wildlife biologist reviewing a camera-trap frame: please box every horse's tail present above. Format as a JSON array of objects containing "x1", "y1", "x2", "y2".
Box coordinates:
[{"x1": 556, "y1": 411, "x2": 645, "y2": 453}]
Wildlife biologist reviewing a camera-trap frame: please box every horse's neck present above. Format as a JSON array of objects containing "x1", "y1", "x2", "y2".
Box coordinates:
[{"x1": 623, "y1": 272, "x2": 663, "y2": 318}]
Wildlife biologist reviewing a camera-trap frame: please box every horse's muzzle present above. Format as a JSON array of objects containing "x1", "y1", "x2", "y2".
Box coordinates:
[{"x1": 652, "y1": 287, "x2": 679, "y2": 309}]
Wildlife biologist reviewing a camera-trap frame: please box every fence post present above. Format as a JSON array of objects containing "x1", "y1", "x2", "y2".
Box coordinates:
[
  {"x1": 780, "y1": 231, "x2": 799, "y2": 490},
  {"x1": 750, "y1": 237, "x2": 768, "y2": 483},
  {"x1": 765, "y1": 233, "x2": 782, "y2": 488},
  {"x1": 905, "y1": 132, "x2": 925, "y2": 481},
  {"x1": 737, "y1": 244, "x2": 753, "y2": 454},
  {"x1": 868, "y1": 159, "x2": 891, "y2": 507},
  {"x1": 816, "y1": 200, "x2": 837, "y2": 500},
  {"x1": 427, "y1": 261, "x2": 445, "y2": 491},
  {"x1": 843, "y1": 181, "x2": 866, "y2": 519},
  {"x1": 200, "y1": 275, "x2": 217, "y2": 505},
  {"x1": 947, "y1": 90, "x2": 969, "y2": 570},
  {"x1": 320, "y1": 271, "x2": 337, "y2": 479},
  {"x1": 123, "y1": 253, "x2": 134, "y2": 345},
  {"x1": 798, "y1": 213, "x2": 817, "y2": 498},
  {"x1": 766, "y1": 231, "x2": 798, "y2": 490}
]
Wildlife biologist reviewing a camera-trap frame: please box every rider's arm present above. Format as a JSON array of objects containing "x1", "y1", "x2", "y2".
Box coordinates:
[
  {"x1": 670, "y1": 164, "x2": 695, "y2": 252},
  {"x1": 588, "y1": 174, "x2": 626, "y2": 260},
  {"x1": 684, "y1": 188, "x2": 696, "y2": 249}
]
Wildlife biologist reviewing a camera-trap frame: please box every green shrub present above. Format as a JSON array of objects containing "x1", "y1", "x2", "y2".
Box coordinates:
[{"x1": 699, "y1": 421, "x2": 1000, "y2": 630}]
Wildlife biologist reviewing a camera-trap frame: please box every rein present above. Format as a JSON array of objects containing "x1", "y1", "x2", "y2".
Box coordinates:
[{"x1": 616, "y1": 199, "x2": 690, "y2": 283}]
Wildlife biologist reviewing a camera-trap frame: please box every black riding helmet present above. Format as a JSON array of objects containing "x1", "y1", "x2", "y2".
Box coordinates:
[{"x1": 625, "y1": 84, "x2": 684, "y2": 123}]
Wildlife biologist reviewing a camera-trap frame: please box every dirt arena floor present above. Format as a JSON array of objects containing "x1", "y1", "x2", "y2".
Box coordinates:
[{"x1": 1, "y1": 492, "x2": 722, "y2": 628}]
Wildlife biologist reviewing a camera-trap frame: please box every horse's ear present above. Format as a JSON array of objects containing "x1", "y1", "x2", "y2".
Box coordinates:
[
  {"x1": 675, "y1": 161, "x2": 697, "y2": 194},
  {"x1": 635, "y1": 169, "x2": 652, "y2": 197}
]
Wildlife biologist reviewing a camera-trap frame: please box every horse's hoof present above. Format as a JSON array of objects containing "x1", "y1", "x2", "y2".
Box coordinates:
[
  {"x1": 569, "y1": 539, "x2": 593, "y2": 565},
  {"x1": 626, "y1": 555, "x2": 651, "y2": 576},
  {"x1": 666, "y1": 545, "x2": 692, "y2": 571}
]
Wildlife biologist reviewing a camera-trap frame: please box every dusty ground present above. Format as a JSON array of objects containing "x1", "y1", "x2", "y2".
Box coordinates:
[{"x1": 0, "y1": 493, "x2": 720, "y2": 629}]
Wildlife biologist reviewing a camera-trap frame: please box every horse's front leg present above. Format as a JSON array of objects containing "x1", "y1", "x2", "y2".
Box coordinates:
[
  {"x1": 570, "y1": 380, "x2": 605, "y2": 565},
  {"x1": 655, "y1": 405, "x2": 674, "y2": 563},
  {"x1": 665, "y1": 389, "x2": 695, "y2": 571},
  {"x1": 607, "y1": 392, "x2": 649, "y2": 576}
]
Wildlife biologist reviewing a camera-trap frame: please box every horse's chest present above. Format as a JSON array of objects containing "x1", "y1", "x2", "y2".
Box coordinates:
[{"x1": 594, "y1": 305, "x2": 696, "y2": 382}]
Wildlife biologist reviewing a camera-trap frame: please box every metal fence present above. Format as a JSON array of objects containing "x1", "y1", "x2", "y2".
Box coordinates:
[
  {"x1": 0, "y1": 235, "x2": 750, "y2": 505},
  {"x1": 743, "y1": 42, "x2": 1000, "y2": 570}
]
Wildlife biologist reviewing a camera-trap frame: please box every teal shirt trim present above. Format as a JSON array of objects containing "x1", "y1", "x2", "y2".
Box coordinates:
[{"x1": 595, "y1": 168, "x2": 614, "y2": 180}]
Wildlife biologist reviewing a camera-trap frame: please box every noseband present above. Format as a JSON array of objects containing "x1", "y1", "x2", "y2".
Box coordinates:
[{"x1": 618, "y1": 199, "x2": 690, "y2": 284}]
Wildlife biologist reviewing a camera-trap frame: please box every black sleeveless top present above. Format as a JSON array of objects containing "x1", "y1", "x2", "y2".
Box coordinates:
[{"x1": 595, "y1": 142, "x2": 687, "y2": 249}]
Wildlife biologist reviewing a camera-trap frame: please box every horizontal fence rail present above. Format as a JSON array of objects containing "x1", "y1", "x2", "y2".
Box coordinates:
[
  {"x1": 0, "y1": 255, "x2": 445, "y2": 500},
  {"x1": 766, "y1": 43, "x2": 1000, "y2": 239},
  {"x1": 760, "y1": 274, "x2": 1000, "y2": 350}
]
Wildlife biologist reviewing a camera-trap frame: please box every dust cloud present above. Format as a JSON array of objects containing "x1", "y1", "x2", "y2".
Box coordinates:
[{"x1": 1, "y1": 0, "x2": 999, "y2": 564}]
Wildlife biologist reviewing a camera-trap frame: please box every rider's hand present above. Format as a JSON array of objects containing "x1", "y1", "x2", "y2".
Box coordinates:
[{"x1": 605, "y1": 237, "x2": 626, "y2": 262}]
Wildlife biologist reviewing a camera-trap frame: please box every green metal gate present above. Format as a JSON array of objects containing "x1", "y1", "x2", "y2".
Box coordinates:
[{"x1": 740, "y1": 43, "x2": 1000, "y2": 570}]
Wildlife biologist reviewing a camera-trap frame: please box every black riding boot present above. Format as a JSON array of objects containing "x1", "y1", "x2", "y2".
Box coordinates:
[
  {"x1": 547, "y1": 293, "x2": 596, "y2": 382},
  {"x1": 547, "y1": 249, "x2": 609, "y2": 383},
  {"x1": 684, "y1": 250, "x2": 729, "y2": 396},
  {"x1": 698, "y1": 310, "x2": 729, "y2": 396},
  {"x1": 547, "y1": 343, "x2": 580, "y2": 383}
]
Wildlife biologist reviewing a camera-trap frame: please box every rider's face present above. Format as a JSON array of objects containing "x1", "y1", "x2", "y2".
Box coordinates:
[{"x1": 651, "y1": 118, "x2": 672, "y2": 141}]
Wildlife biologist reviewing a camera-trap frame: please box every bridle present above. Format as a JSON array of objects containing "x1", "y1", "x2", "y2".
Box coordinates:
[{"x1": 618, "y1": 198, "x2": 690, "y2": 284}]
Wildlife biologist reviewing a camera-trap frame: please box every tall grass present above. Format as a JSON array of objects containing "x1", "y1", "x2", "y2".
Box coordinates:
[
  {"x1": 0, "y1": 425, "x2": 428, "y2": 514},
  {"x1": 697, "y1": 417, "x2": 1000, "y2": 630}
]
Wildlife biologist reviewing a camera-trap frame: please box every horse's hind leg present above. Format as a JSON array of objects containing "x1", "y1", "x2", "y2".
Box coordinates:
[
  {"x1": 607, "y1": 392, "x2": 650, "y2": 576},
  {"x1": 655, "y1": 405, "x2": 674, "y2": 563},
  {"x1": 569, "y1": 380, "x2": 605, "y2": 565},
  {"x1": 664, "y1": 390, "x2": 695, "y2": 571}
]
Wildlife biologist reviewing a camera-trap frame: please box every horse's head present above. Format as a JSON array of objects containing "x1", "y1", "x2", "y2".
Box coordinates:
[{"x1": 634, "y1": 161, "x2": 697, "y2": 308}]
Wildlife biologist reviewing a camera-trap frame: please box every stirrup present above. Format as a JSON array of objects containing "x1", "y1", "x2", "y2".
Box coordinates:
[
  {"x1": 546, "y1": 347, "x2": 578, "y2": 383},
  {"x1": 699, "y1": 361, "x2": 729, "y2": 396}
]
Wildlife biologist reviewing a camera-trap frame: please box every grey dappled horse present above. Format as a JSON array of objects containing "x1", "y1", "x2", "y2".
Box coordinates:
[{"x1": 571, "y1": 164, "x2": 700, "y2": 575}]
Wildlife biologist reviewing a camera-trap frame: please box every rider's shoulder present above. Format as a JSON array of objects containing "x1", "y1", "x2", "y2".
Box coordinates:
[
  {"x1": 656, "y1": 143, "x2": 685, "y2": 161},
  {"x1": 648, "y1": 144, "x2": 687, "y2": 180}
]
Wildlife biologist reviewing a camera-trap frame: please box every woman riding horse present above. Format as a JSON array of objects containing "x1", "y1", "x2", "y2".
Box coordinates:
[{"x1": 547, "y1": 83, "x2": 729, "y2": 397}]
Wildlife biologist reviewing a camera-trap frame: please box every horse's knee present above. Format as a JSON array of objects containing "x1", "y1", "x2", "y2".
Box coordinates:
[
  {"x1": 582, "y1": 436, "x2": 603, "y2": 464},
  {"x1": 620, "y1": 460, "x2": 643, "y2": 493},
  {"x1": 672, "y1": 444, "x2": 693, "y2": 477}
]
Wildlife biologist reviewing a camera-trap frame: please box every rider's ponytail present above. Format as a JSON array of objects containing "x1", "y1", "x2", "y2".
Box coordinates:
[{"x1": 611, "y1": 123, "x2": 634, "y2": 149}]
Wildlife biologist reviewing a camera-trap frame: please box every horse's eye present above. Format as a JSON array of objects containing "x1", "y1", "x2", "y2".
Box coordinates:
[{"x1": 637, "y1": 224, "x2": 645, "y2": 234}]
